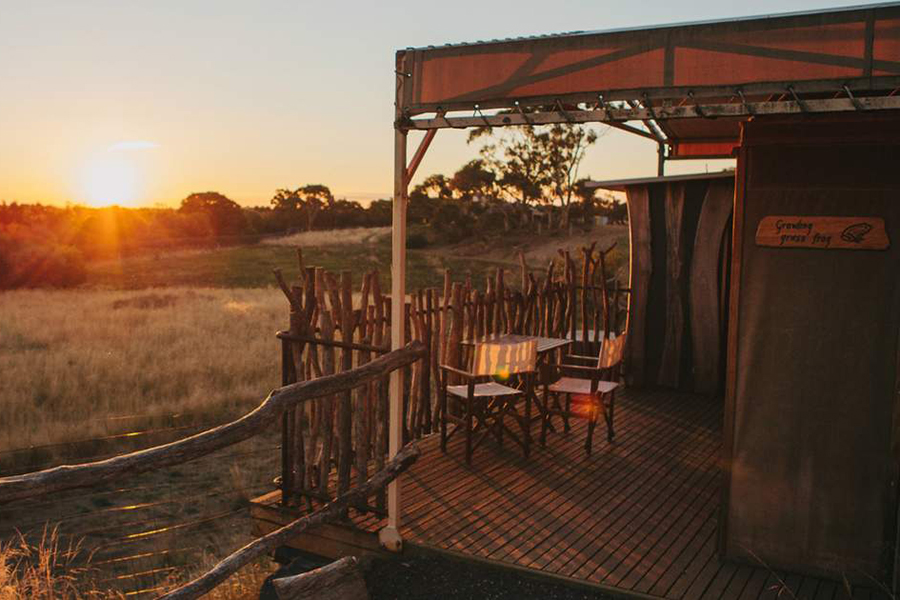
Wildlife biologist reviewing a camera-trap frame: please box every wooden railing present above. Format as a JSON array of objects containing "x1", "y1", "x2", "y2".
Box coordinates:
[
  {"x1": 0, "y1": 341, "x2": 425, "y2": 600},
  {"x1": 274, "y1": 241, "x2": 629, "y2": 511}
]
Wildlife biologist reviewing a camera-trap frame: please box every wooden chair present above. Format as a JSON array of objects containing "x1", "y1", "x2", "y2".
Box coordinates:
[
  {"x1": 540, "y1": 334, "x2": 626, "y2": 455},
  {"x1": 440, "y1": 339, "x2": 537, "y2": 465}
]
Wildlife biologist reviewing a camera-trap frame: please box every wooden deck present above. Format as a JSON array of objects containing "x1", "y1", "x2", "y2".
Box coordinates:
[{"x1": 252, "y1": 388, "x2": 890, "y2": 600}]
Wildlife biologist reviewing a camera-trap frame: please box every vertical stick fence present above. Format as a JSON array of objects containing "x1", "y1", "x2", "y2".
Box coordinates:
[{"x1": 274, "y1": 243, "x2": 629, "y2": 512}]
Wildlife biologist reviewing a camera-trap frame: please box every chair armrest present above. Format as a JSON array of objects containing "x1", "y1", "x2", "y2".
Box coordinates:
[
  {"x1": 557, "y1": 364, "x2": 608, "y2": 378},
  {"x1": 439, "y1": 364, "x2": 476, "y2": 379},
  {"x1": 564, "y1": 354, "x2": 597, "y2": 364}
]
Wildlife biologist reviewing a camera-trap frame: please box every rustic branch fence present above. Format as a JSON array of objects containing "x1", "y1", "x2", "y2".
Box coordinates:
[
  {"x1": 275, "y1": 242, "x2": 629, "y2": 512},
  {"x1": 0, "y1": 340, "x2": 425, "y2": 600}
]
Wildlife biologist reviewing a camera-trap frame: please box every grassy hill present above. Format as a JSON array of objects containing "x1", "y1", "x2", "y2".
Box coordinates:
[{"x1": 83, "y1": 224, "x2": 629, "y2": 291}]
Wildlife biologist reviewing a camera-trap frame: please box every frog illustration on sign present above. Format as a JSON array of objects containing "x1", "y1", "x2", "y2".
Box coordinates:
[{"x1": 840, "y1": 222, "x2": 873, "y2": 244}]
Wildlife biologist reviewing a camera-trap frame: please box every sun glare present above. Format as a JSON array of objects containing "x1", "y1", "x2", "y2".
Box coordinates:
[{"x1": 80, "y1": 154, "x2": 142, "y2": 207}]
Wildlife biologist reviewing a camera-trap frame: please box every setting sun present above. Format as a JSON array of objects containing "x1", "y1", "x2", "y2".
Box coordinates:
[{"x1": 79, "y1": 154, "x2": 142, "y2": 207}]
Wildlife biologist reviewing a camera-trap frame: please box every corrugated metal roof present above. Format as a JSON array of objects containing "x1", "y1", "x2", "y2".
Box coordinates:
[{"x1": 403, "y1": 2, "x2": 900, "y2": 52}]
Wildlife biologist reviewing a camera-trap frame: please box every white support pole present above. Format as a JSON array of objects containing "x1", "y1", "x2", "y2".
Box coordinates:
[{"x1": 379, "y1": 125, "x2": 407, "y2": 552}]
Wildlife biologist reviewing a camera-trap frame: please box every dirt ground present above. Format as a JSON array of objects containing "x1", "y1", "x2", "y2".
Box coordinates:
[
  {"x1": 260, "y1": 548, "x2": 613, "y2": 600},
  {"x1": 364, "y1": 551, "x2": 614, "y2": 600}
]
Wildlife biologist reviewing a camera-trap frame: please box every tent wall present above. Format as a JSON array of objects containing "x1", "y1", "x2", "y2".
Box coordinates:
[
  {"x1": 723, "y1": 113, "x2": 900, "y2": 583},
  {"x1": 625, "y1": 176, "x2": 734, "y2": 393}
]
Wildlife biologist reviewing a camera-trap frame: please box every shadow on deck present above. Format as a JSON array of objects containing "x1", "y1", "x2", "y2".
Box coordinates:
[{"x1": 251, "y1": 388, "x2": 889, "y2": 600}]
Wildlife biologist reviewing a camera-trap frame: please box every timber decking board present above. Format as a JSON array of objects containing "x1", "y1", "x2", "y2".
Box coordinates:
[
  {"x1": 251, "y1": 388, "x2": 890, "y2": 600},
  {"x1": 560, "y1": 435, "x2": 721, "y2": 575},
  {"x1": 410, "y1": 390, "x2": 700, "y2": 554},
  {"x1": 418, "y1": 386, "x2": 690, "y2": 516},
  {"x1": 461, "y1": 392, "x2": 715, "y2": 562},
  {"x1": 600, "y1": 460, "x2": 722, "y2": 588},
  {"x1": 512, "y1": 395, "x2": 720, "y2": 570},
  {"x1": 737, "y1": 570, "x2": 772, "y2": 600}
]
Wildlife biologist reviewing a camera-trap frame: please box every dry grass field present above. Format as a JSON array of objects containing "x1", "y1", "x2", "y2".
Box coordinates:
[
  {"x1": 262, "y1": 226, "x2": 390, "y2": 247},
  {"x1": 0, "y1": 287, "x2": 286, "y2": 451},
  {"x1": 0, "y1": 225, "x2": 628, "y2": 452},
  {"x1": 0, "y1": 430, "x2": 281, "y2": 598}
]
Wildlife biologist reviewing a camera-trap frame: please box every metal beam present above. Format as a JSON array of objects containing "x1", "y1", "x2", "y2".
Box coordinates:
[
  {"x1": 628, "y1": 100, "x2": 667, "y2": 144},
  {"x1": 403, "y1": 95, "x2": 900, "y2": 131},
  {"x1": 606, "y1": 121, "x2": 659, "y2": 142},
  {"x1": 405, "y1": 76, "x2": 900, "y2": 116},
  {"x1": 405, "y1": 129, "x2": 437, "y2": 183},
  {"x1": 666, "y1": 153, "x2": 737, "y2": 161}
]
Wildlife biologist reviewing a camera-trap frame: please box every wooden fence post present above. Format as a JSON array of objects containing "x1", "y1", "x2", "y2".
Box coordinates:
[
  {"x1": 355, "y1": 273, "x2": 372, "y2": 495},
  {"x1": 337, "y1": 272, "x2": 354, "y2": 498},
  {"x1": 281, "y1": 335, "x2": 297, "y2": 505},
  {"x1": 371, "y1": 273, "x2": 387, "y2": 510},
  {"x1": 315, "y1": 269, "x2": 336, "y2": 498}
]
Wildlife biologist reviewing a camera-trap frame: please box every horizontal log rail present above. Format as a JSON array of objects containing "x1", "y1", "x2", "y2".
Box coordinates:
[
  {"x1": 272, "y1": 475, "x2": 387, "y2": 516},
  {"x1": 0, "y1": 341, "x2": 425, "y2": 505},
  {"x1": 275, "y1": 331, "x2": 390, "y2": 355},
  {"x1": 574, "y1": 285, "x2": 631, "y2": 293},
  {"x1": 159, "y1": 442, "x2": 420, "y2": 600},
  {"x1": 272, "y1": 555, "x2": 365, "y2": 600}
]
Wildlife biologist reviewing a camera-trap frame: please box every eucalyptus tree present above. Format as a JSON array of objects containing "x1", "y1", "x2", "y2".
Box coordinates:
[
  {"x1": 468, "y1": 118, "x2": 600, "y2": 228},
  {"x1": 271, "y1": 184, "x2": 334, "y2": 231}
]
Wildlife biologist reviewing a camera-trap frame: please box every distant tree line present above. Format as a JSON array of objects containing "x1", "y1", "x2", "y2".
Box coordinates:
[
  {"x1": 0, "y1": 191, "x2": 391, "y2": 288},
  {"x1": 1, "y1": 121, "x2": 626, "y2": 288}
]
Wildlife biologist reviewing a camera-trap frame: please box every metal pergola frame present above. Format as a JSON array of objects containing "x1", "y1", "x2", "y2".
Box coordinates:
[{"x1": 379, "y1": 2, "x2": 900, "y2": 551}]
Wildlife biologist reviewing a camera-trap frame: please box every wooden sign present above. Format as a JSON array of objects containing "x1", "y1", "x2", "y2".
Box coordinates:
[{"x1": 756, "y1": 216, "x2": 890, "y2": 250}]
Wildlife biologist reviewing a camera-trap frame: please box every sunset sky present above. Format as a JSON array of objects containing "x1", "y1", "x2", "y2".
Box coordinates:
[{"x1": 0, "y1": 0, "x2": 873, "y2": 208}]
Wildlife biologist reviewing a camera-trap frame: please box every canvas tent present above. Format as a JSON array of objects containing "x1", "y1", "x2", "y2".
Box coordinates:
[
  {"x1": 723, "y1": 112, "x2": 900, "y2": 581},
  {"x1": 384, "y1": 2, "x2": 900, "y2": 588},
  {"x1": 588, "y1": 172, "x2": 735, "y2": 395}
]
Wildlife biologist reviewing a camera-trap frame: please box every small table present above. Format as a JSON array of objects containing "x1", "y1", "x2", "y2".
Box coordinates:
[
  {"x1": 461, "y1": 333, "x2": 572, "y2": 437},
  {"x1": 462, "y1": 333, "x2": 572, "y2": 356}
]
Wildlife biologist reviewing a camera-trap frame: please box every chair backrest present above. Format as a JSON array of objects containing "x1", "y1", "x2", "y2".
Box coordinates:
[
  {"x1": 597, "y1": 334, "x2": 627, "y2": 369},
  {"x1": 472, "y1": 338, "x2": 537, "y2": 377}
]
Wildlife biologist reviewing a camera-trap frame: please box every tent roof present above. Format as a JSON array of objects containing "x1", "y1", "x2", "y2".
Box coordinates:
[
  {"x1": 397, "y1": 3, "x2": 900, "y2": 159},
  {"x1": 405, "y1": 2, "x2": 899, "y2": 53},
  {"x1": 588, "y1": 171, "x2": 735, "y2": 192}
]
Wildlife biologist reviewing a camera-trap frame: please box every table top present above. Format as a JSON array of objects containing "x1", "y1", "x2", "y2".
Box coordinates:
[{"x1": 461, "y1": 333, "x2": 572, "y2": 354}]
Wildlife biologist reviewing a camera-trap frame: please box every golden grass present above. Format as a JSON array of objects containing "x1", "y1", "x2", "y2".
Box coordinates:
[
  {"x1": 0, "y1": 527, "x2": 124, "y2": 600},
  {"x1": 0, "y1": 287, "x2": 288, "y2": 451},
  {"x1": 0, "y1": 525, "x2": 271, "y2": 599},
  {"x1": 262, "y1": 226, "x2": 389, "y2": 248}
]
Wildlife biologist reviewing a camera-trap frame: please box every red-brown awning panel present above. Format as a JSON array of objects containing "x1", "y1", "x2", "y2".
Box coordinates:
[
  {"x1": 658, "y1": 117, "x2": 744, "y2": 158},
  {"x1": 401, "y1": 4, "x2": 900, "y2": 115}
]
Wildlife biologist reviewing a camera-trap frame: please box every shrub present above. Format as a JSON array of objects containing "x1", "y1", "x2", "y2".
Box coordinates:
[
  {"x1": 0, "y1": 241, "x2": 87, "y2": 289},
  {"x1": 476, "y1": 210, "x2": 506, "y2": 233},
  {"x1": 406, "y1": 233, "x2": 429, "y2": 249}
]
